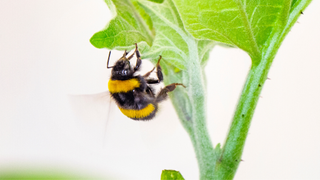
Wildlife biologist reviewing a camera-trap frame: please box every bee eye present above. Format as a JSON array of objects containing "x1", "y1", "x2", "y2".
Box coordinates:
[{"x1": 122, "y1": 70, "x2": 127, "y2": 75}]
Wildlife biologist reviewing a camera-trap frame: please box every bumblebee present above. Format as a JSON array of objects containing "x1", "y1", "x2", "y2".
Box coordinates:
[{"x1": 107, "y1": 43, "x2": 185, "y2": 120}]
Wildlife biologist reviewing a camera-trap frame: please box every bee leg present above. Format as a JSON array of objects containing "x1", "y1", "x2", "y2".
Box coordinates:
[
  {"x1": 146, "y1": 79, "x2": 160, "y2": 84},
  {"x1": 127, "y1": 42, "x2": 140, "y2": 59},
  {"x1": 155, "y1": 56, "x2": 163, "y2": 82},
  {"x1": 144, "y1": 56, "x2": 163, "y2": 84},
  {"x1": 133, "y1": 43, "x2": 142, "y2": 72},
  {"x1": 146, "y1": 86, "x2": 155, "y2": 97},
  {"x1": 126, "y1": 50, "x2": 134, "y2": 59},
  {"x1": 155, "y1": 83, "x2": 185, "y2": 103},
  {"x1": 143, "y1": 67, "x2": 155, "y2": 78},
  {"x1": 122, "y1": 50, "x2": 129, "y2": 57}
]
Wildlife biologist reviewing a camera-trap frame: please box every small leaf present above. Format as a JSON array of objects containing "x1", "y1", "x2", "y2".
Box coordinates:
[
  {"x1": 215, "y1": 143, "x2": 222, "y2": 157},
  {"x1": 161, "y1": 170, "x2": 185, "y2": 180}
]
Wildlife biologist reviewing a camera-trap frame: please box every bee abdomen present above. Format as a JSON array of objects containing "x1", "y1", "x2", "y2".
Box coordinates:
[
  {"x1": 108, "y1": 78, "x2": 140, "y2": 93},
  {"x1": 118, "y1": 103, "x2": 157, "y2": 120}
]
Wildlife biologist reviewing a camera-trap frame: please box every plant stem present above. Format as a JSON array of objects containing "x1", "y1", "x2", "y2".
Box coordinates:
[
  {"x1": 190, "y1": 68, "x2": 215, "y2": 180},
  {"x1": 168, "y1": 38, "x2": 216, "y2": 180},
  {"x1": 214, "y1": 51, "x2": 274, "y2": 179},
  {"x1": 187, "y1": 40, "x2": 216, "y2": 180}
]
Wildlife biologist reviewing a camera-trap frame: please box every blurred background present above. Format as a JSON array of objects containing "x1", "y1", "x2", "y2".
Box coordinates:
[{"x1": 0, "y1": 0, "x2": 319, "y2": 179}]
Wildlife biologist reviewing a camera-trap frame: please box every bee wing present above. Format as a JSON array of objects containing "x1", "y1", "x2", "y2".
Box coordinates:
[
  {"x1": 68, "y1": 91, "x2": 117, "y2": 144},
  {"x1": 68, "y1": 91, "x2": 114, "y2": 124}
]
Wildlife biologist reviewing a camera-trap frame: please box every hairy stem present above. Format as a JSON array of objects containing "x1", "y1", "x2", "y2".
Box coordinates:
[
  {"x1": 214, "y1": 54, "x2": 272, "y2": 179},
  {"x1": 168, "y1": 38, "x2": 216, "y2": 180},
  {"x1": 188, "y1": 44, "x2": 216, "y2": 180}
]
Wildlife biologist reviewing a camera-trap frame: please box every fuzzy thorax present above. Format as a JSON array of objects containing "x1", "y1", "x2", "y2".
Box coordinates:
[{"x1": 108, "y1": 79, "x2": 140, "y2": 93}]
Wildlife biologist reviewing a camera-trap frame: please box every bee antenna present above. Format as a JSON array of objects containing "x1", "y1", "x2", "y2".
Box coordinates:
[{"x1": 107, "y1": 51, "x2": 114, "y2": 69}]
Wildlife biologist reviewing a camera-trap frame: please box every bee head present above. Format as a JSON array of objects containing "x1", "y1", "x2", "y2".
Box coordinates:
[{"x1": 111, "y1": 59, "x2": 133, "y2": 79}]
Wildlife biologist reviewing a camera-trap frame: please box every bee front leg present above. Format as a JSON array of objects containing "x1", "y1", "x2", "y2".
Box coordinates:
[
  {"x1": 146, "y1": 86, "x2": 155, "y2": 97},
  {"x1": 133, "y1": 43, "x2": 142, "y2": 72},
  {"x1": 145, "y1": 55, "x2": 164, "y2": 84},
  {"x1": 144, "y1": 56, "x2": 166, "y2": 85},
  {"x1": 122, "y1": 50, "x2": 129, "y2": 57},
  {"x1": 146, "y1": 79, "x2": 160, "y2": 84},
  {"x1": 155, "y1": 56, "x2": 163, "y2": 82},
  {"x1": 155, "y1": 83, "x2": 185, "y2": 103},
  {"x1": 143, "y1": 67, "x2": 155, "y2": 78}
]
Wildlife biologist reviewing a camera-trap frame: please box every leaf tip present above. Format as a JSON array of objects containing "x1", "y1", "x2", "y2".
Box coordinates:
[{"x1": 90, "y1": 31, "x2": 107, "y2": 48}]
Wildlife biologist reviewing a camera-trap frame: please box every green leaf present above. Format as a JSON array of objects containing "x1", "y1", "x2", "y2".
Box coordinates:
[
  {"x1": 173, "y1": 0, "x2": 293, "y2": 61},
  {"x1": 161, "y1": 170, "x2": 185, "y2": 180},
  {"x1": 90, "y1": 0, "x2": 154, "y2": 50}
]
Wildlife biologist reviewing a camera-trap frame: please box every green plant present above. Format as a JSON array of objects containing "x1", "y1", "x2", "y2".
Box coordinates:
[{"x1": 90, "y1": 0, "x2": 312, "y2": 179}]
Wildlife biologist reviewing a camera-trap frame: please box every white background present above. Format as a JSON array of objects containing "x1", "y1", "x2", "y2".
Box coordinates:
[{"x1": 0, "y1": 1, "x2": 319, "y2": 179}]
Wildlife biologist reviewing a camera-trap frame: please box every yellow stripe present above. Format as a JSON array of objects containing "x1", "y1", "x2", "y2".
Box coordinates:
[
  {"x1": 119, "y1": 104, "x2": 155, "y2": 119},
  {"x1": 108, "y1": 79, "x2": 140, "y2": 93}
]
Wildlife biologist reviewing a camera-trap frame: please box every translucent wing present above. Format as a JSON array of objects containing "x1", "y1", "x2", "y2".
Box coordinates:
[
  {"x1": 68, "y1": 91, "x2": 115, "y2": 144},
  {"x1": 68, "y1": 91, "x2": 112, "y2": 123}
]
